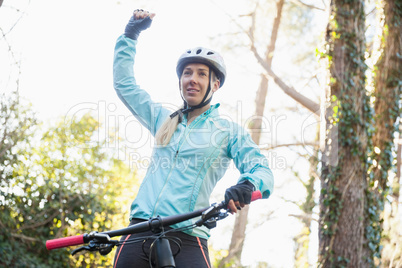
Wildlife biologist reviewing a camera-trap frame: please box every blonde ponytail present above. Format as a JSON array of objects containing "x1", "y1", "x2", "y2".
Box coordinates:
[{"x1": 155, "y1": 110, "x2": 182, "y2": 146}]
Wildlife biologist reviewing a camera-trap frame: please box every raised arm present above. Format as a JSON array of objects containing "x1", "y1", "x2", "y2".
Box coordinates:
[{"x1": 113, "y1": 10, "x2": 169, "y2": 135}]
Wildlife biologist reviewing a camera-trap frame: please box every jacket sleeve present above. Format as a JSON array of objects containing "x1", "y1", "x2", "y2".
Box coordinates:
[
  {"x1": 228, "y1": 124, "x2": 274, "y2": 199},
  {"x1": 113, "y1": 34, "x2": 169, "y2": 136}
]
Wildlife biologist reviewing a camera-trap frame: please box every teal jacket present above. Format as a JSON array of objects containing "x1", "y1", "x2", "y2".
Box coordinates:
[{"x1": 113, "y1": 35, "x2": 274, "y2": 239}]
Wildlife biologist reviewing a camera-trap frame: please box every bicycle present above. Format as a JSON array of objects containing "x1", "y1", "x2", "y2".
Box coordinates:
[{"x1": 46, "y1": 191, "x2": 262, "y2": 268}]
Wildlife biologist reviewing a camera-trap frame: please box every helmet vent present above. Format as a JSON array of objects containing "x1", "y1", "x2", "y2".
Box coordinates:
[{"x1": 177, "y1": 46, "x2": 226, "y2": 87}]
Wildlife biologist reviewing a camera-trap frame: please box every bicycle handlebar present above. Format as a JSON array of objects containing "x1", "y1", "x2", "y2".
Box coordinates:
[
  {"x1": 46, "y1": 234, "x2": 87, "y2": 250},
  {"x1": 250, "y1": 190, "x2": 262, "y2": 201},
  {"x1": 46, "y1": 191, "x2": 262, "y2": 251}
]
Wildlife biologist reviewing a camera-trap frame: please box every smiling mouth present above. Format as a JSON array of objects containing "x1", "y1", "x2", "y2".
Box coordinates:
[{"x1": 187, "y1": 88, "x2": 199, "y2": 92}]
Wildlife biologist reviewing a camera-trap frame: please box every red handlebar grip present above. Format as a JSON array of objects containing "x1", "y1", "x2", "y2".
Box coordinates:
[
  {"x1": 46, "y1": 235, "x2": 85, "y2": 250},
  {"x1": 251, "y1": 191, "x2": 262, "y2": 202}
]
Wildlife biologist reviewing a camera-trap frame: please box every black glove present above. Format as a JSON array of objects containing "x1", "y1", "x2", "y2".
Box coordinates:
[
  {"x1": 224, "y1": 180, "x2": 255, "y2": 205},
  {"x1": 124, "y1": 12, "x2": 153, "y2": 40}
]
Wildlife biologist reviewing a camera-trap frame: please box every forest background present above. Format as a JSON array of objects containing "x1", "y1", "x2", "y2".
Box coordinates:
[{"x1": 1, "y1": 0, "x2": 401, "y2": 267}]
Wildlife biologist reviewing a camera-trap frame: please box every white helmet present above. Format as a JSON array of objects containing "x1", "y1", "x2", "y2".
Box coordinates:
[{"x1": 176, "y1": 47, "x2": 226, "y2": 87}]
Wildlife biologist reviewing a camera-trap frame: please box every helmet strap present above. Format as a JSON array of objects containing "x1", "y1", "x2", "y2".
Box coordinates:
[{"x1": 170, "y1": 68, "x2": 214, "y2": 121}]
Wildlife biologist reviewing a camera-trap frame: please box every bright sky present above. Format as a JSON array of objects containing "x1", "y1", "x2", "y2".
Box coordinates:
[
  {"x1": 1, "y1": 0, "x2": 327, "y2": 267},
  {"x1": 4, "y1": 0, "x2": 255, "y2": 120}
]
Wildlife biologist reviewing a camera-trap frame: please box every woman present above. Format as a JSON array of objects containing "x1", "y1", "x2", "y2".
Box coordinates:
[{"x1": 113, "y1": 9, "x2": 274, "y2": 268}]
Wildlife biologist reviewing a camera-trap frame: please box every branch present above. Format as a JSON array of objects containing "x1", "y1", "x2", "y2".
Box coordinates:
[
  {"x1": 19, "y1": 209, "x2": 60, "y2": 230},
  {"x1": 249, "y1": 210, "x2": 275, "y2": 230},
  {"x1": 250, "y1": 45, "x2": 321, "y2": 115},
  {"x1": 289, "y1": 213, "x2": 318, "y2": 222},
  {"x1": 248, "y1": 3, "x2": 258, "y2": 45},
  {"x1": 11, "y1": 233, "x2": 41, "y2": 242},
  {"x1": 209, "y1": 0, "x2": 250, "y2": 40},
  {"x1": 260, "y1": 141, "x2": 319, "y2": 151},
  {"x1": 212, "y1": 0, "x2": 321, "y2": 116},
  {"x1": 0, "y1": 0, "x2": 31, "y2": 38},
  {"x1": 321, "y1": 0, "x2": 327, "y2": 9},
  {"x1": 290, "y1": 0, "x2": 326, "y2": 11}
]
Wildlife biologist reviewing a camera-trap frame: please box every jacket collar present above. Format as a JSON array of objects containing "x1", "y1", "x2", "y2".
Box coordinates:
[{"x1": 182, "y1": 103, "x2": 220, "y2": 125}]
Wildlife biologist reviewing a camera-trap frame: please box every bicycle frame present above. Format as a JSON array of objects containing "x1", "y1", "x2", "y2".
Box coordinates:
[{"x1": 46, "y1": 191, "x2": 262, "y2": 267}]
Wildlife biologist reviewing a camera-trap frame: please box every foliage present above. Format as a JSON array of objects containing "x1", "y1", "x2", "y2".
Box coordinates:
[
  {"x1": 0, "y1": 90, "x2": 39, "y2": 267},
  {"x1": 0, "y1": 90, "x2": 37, "y2": 181},
  {"x1": 0, "y1": 102, "x2": 138, "y2": 267}
]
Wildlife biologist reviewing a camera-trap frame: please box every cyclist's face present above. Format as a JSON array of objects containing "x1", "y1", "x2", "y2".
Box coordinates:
[{"x1": 180, "y1": 63, "x2": 219, "y2": 107}]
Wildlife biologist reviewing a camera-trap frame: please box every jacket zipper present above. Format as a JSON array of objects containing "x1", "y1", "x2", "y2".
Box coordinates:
[
  {"x1": 151, "y1": 118, "x2": 203, "y2": 217},
  {"x1": 151, "y1": 150, "x2": 179, "y2": 217}
]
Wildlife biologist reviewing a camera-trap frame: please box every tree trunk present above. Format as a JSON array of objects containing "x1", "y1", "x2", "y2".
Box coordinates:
[
  {"x1": 371, "y1": 0, "x2": 401, "y2": 200},
  {"x1": 220, "y1": 1, "x2": 284, "y2": 266},
  {"x1": 319, "y1": 0, "x2": 368, "y2": 267},
  {"x1": 294, "y1": 138, "x2": 319, "y2": 267},
  {"x1": 364, "y1": 0, "x2": 402, "y2": 266}
]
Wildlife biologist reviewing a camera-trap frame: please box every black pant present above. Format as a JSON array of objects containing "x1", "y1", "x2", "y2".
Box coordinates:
[{"x1": 113, "y1": 219, "x2": 211, "y2": 268}]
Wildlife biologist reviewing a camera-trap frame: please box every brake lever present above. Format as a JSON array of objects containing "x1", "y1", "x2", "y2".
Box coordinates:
[
  {"x1": 70, "y1": 238, "x2": 119, "y2": 256},
  {"x1": 195, "y1": 202, "x2": 228, "y2": 228},
  {"x1": 203, "y1": 211, "x2": 229, "y2": 229},
  {"x1": 71, "y1": 245, "x2": 92, "y2": 256}
]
